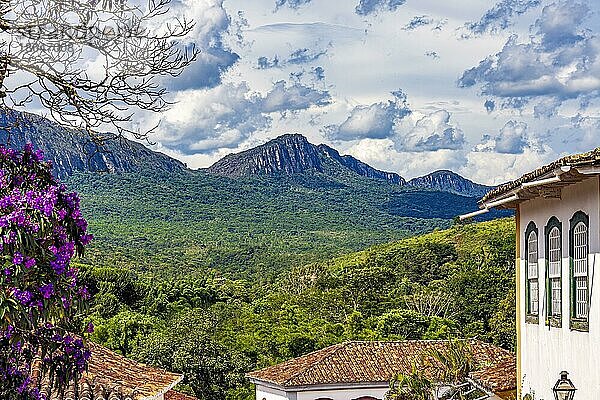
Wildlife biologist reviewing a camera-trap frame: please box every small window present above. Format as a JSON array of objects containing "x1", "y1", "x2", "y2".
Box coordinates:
[
  {"x1": 525, "y1": 222, "x2": 539, "y2": 320},
  {"x1": 570, "y1": 211, "x2": 590, "y2": 331},
  {"x1": 545, "y1": 217, "x2": 562, "y2": 327}
]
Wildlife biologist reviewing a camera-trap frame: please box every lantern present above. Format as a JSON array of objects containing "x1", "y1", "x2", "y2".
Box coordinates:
[{"x1": 553, "y1": 371, "x2": 576, "y2": 400}]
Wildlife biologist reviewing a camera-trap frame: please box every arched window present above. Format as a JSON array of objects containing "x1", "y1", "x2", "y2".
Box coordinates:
[
  {"x1": 351, "y1": 397, "x2": 380, "y2": 400},
  {"x1": 525, "y1": 222, "x2": 539, "y2": 320},
  {"x1": 570, "y1": 211, "x2": 589, "y2": 331},
  {"x1": 545, "y1": 217, "x2": 562, "y2": 327}
]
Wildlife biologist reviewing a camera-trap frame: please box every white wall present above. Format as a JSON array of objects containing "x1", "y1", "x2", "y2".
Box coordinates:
[
  {"x1": 519, "y1": 176, "x2": 600, "y2": 400},
  {"x1": 256, "y1": 385, "x2": 291, "y2": 400},
  {"x1": 296, "y1": 387, "x2": 389, "y2": 400},
  {"x1": 255, "y1": 384, "x2": 504, "y2": 400}
]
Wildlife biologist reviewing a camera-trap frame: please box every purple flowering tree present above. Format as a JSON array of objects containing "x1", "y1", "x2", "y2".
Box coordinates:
[{"x1": 0, "y1": 144, "x2": 93, "y2": 399}]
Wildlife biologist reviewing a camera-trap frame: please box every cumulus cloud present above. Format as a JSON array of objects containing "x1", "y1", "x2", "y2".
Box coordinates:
[
  {"x1": 463, "y1": 148, "x2": 556, "y2": 185},
  {"x1": 535, "y1": 1, "x2": 590, "y2": 50},
  {"x1": 343, "y1": 139, "x2": 466, "y2": 179},
  {"x1": 474, "y1": 120, "x2": 546, "y2": 154},
  {"x1": 323, "y1": 91, "x2": 411, "y2": 140},
  {"x1": 261, "y1": 81, "x2": 332, "y2": 113},
  {"x1": 162, "y1": 0, "x2": 239, "y2": 91},
  {"x1": 355, "y1": 0, "x2": 406, "y2": 16},
  {"x1": 463, "y1": 0, "x2": 541, "y2": 36},
  {"x1": 459, "y1": 1, "x2": 600, "y2": 114},
  {"x1": 395, "y1": 110, "x2": 465, "y2": 152},
  {"x1": 156, "y1": 81, "x2": 331, "y2": 154}
]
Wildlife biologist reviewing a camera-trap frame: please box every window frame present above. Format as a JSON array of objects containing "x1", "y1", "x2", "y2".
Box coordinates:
[
  {"x1": 545, "y1": 216, "x2": 562, "y2": 328},
  {"x1": 569, "y1": 211, "x2": 590, "y2": 332},
  {"x1": 525, "y1": 221, "x2": 539, "y2": 324}
]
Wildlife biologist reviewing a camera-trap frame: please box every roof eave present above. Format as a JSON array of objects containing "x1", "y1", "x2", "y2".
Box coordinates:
[
  {"x1": 142, "y1": 374, "x2": 184, "y2": 400},
  {"x1": 479, "y1": 165, "x2": 600, "y2": 210},
  {"x1": 247, "y1": 378, "x2": 390, "y2": 392}
]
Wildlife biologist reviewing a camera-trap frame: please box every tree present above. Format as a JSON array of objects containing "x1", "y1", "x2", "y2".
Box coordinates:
[
  {"x1": 386, "y1": 340, "x2": 486, "y2": 400},
  {"x1": 135, "y1": 309, "x2": 250, "y2": 400},
  {"x1": 0, "y1": 144, "x2": 93, "y2": 399},
  {"x1": 0, "y1": 0, "x2": 197, "y2": 144}
]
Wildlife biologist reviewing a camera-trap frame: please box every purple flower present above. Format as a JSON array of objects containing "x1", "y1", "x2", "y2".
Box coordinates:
[
  {"x1": 80, "y1": 234, "x2": 93, "y2": 245},
  {"x1": 24, "y1": 258, "x2": 36, "y2": 269},
  {"x1": 39, "y1": 283, "x2": 54, "y2": 299},
  {"x1": 78, "y1": 286, "x2": 90, "y2": 300},
  {"x1": 12, "y1": 289, "x2": 33, "y2": 306},
  {"x1": 12, "y1": 252, "x2": 23, "y2": 265}
]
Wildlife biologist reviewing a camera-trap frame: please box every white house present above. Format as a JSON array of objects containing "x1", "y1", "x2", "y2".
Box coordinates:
[
  {"x1": 466, "y1": 146, "x2": 600, "y2": 400},
  {"x1": 247, "y1": 340, "x2": 516, "y2": 400}
]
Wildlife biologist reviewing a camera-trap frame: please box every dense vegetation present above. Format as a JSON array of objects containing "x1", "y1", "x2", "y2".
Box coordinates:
[
  {"x1": 66, "y1": 169, "x2": 506, "y2": 279},
  {"x1": 78, "y1": 217, "x2": 516, "y2": 400}
]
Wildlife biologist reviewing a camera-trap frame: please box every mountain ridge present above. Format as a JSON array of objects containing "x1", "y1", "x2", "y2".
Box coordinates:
[
  {"x1": 0, "y1": 108, "x2": 187, "y2": 179},
  {"x1": 0, "y1": 110, "x2": 492, "y2": 198},
  {"x1": 207, "y1": 133, "x2": 491, "y2": 197},
  {"x1": 408, "y1": 170, "x2": 491, "y2": 197}
]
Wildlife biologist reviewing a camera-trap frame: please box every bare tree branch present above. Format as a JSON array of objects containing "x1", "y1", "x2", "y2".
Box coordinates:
[{"x1": 0, "y1": 0, "x2": 199, "y2": 144}]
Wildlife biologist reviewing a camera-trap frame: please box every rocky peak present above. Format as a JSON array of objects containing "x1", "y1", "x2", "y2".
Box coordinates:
[
  {"x1": 407, "y1": 170, "x2": 491, "y2": 197},
  {"x1": 207, "y1": 134, "x2": 324, "y2": 177}
]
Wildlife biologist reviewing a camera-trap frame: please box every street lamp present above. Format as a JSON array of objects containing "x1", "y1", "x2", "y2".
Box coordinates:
[{"x1": 553, "y1": 371, "x2": 576, "y2": 400}]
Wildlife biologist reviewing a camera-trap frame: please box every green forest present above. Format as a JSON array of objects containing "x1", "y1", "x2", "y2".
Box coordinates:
[
  {"x1": 77, "y1": 215, "x2": 516, "y2": 400},
  {"x1": 66, "y1": 169, "x2": 504, "y2": 279}
]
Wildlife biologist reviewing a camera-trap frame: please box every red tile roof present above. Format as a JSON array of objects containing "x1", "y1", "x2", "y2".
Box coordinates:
[
  {"x1": 165, "y1": 390, "x2": 199, "y2": 400},
  {"x1": 246, "y1": 340, "x2": 515, "y2": 394},
  {"x1": 39, "y1": 341, "x2": 183, "y2": 400},
  {"x1": 470, "y1": 358, "x2": 516, "y2": 393},
  {"x1": 481, "y1": 146, "x2": 600, "y2": 204}
]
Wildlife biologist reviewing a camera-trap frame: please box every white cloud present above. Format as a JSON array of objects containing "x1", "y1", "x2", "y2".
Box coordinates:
[
  {"x1": 395, "y1": 110, "x2": 465, "y2": 152},
  {"x1": 462, "y1": 147, "x2": 555, "y2": 185}
]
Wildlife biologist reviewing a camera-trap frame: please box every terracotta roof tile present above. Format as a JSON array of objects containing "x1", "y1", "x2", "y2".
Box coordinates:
[
  {"x1": 246, "y1": 340, "x2": 515, "y2": 394},
  {"x1": 165, "y1": 390, "x2": 199, "y2": 400},
  {"x1": 39, "y1": 341, "x2": 183, "y2": 400},
  {"x1": 481, "y1": 146, "x2": 600, "y2": 203},
  {"x1": 470, "y1": 358, "x2": 517, "y2": 393}
]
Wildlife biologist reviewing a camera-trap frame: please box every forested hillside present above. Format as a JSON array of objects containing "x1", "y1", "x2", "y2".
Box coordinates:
[
  {"x1": 80, "y1": 218, "x2": 517, "y2": 400},
  {"x1": 67, "y1": 169, "x2": 504, "y2": 278}
]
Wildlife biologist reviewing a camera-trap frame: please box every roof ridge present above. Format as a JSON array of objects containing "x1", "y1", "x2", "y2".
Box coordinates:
[
  {"x1": 283, "y1": 341, "x2": 351, "y2": 386},
  {"x1": 283, "y1": 340, "x2": 467, "y2": 386}
]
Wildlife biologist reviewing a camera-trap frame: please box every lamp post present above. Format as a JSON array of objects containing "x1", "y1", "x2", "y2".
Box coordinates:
[{"x1": 553, "y1": 371, "x2": 576, "y2": 400}]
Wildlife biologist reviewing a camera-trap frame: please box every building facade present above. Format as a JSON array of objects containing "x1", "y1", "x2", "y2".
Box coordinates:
[{"x1": 473, "y1": 147, "x2": 600, "y2": 400}]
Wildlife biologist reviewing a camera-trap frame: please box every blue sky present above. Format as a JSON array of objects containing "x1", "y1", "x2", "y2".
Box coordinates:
[{"x1": 123, "y1": 1, "x2": 600, "y2": 184}]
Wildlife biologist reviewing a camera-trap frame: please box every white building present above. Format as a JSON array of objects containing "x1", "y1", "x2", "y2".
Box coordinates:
[
  {"x1": 470, "y1": 147, "x2": 600, "y2": 400},
  {"x1": 247, "y1": 340, "x2": 516, "y2": 400}
]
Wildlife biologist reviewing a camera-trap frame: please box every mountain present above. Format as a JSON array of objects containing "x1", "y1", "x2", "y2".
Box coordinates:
[
  {"x1": 407, "y1": 170, "x2": 492, "y2": 197},
  {"x1": 207, "y1": 134, "x2": 494, "y2": 196},
  {"x1": 0, "y1": 111, "x2": 508, "y2": 277},
  {"x1": 206, "y1": 134, "x2": 406, "y2": 185},
  {"x1": 0, "y1": 108, "x2": 187, "y2": 179}
]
